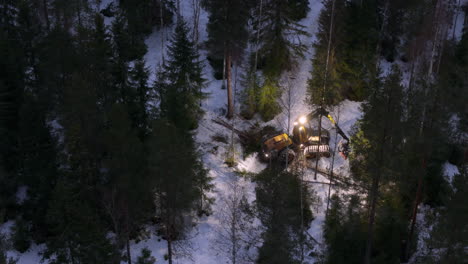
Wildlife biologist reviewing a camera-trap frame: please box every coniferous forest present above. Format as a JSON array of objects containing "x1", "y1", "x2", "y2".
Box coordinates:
[{"x1": 0, "y1": 0, "x2": 467, "y2": 264}]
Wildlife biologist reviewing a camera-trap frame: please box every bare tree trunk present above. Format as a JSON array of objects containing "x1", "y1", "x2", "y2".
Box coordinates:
[
  {"x1": 452, "y1": 0, "x2": 461, "y2": 40},
  {"x1": 126, "y1": 236, "x2": 132, "y2": 264},
  {"x1": 364, "y1": 169, "x2": 381, "y2": 264},
  {"x1": 254, "y1": 0, "x2": 263, "y2": 71},
  {"x1": 192, "y1": 0, "x2": 201, "y2": 44},
  {"x1": 43, "y1": 0, "x2": 50, "y2": 30},
  {"x1": 364, "y1": 125, "x2": 388, "y2": 264},
  {"x1": 160, "y1": 0, "x2": 165, "y2": 64},
  {"x1": 364, "y1": 82, "x2": 394, "y2": 264},
  {"x1": 226, "y1": 50, "x2": 234, "y2": 119},
  {"x1": 167, "y1": 238, "x2": 173, "y2": 264},
  {"x1": 404, "y1": 163, "x2": 424, "y2": 262}
]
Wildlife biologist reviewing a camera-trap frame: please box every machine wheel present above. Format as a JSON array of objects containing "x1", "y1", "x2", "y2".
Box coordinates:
[{"x1": 279, "y1": 148, "x2": 296, "y2": 164}]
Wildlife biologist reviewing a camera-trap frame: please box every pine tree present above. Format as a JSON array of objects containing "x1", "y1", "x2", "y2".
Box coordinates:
[
  {"x1": 155, "y1": 19, "x2": 205, "y2": 131},
  {"x1": 202, "y1": 0, "x2": 253, "y2": 118}
]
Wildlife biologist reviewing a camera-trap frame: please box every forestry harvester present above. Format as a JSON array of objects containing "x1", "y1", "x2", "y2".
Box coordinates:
[{"x1": 261, "y1": 107, "x2": 350, "y2": 164}]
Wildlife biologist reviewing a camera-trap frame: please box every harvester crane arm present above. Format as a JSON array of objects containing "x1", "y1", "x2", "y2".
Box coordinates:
[
  {"x1": 306, "y1": 108, "x2": 349, "y2": 141},
  {"x1": 305, "y1": 107, "x2": 350, "y2": 159}
]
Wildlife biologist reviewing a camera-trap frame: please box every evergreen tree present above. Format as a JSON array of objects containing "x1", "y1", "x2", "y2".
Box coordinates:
[
  {"x1": 253, "y1": 0, "x2": 310, "y2": 120},
  {"x1": 307, "y1": 0, "x2": 347, "y2": 106},
  {"x1": 111, "y1": 13, "x2": 147, "y2": 63},
  {"x1": 255, "y1": 0, "x2": 309, "y2": 77},
  {"x1": 0, "y1": 0, "x2": 27, "y2": 221},
  {"x1": 102, "y1": 104, "x2": 151, "y2": 264},
  {"x1": 17, "y1": 92, "x2": 60, "y2": 243},
  {"x1": 155, "y1": 19, "x2": 205, "y2": 131},
  {"x1": 202, "y1": 0, "x2": 253, "y2": 118},
  {"x1": 43, "y1": 71, "x2": 112, "y2": 263},
  {"x1": 254, "y1": 169, "x2": 313, "y2": 264},
  {"x1": 135, "y1": 248, "x2": 156, "y2": 264},
  {"x1": 119, "y1": 0, "x2": 175, "y2": 37},
  {"x1": 148, "y1": 120, "x2": 211, "y2": 264},
  {"x1": 323, "y1": 194, "x2": 367, "y2": 264},
  {"x1": 420, "y1": 170, "x2": 468, "y2": 263},
  {"x1": 308, "y1": 0, "x2": 379, "y2": 106},
  {"x1": 89, "y1": 13, "x2": 116, "y2": 110},
  {"x1": 128, "y1": 59, "x2": 150, "y2": 139},
  {"x1": 44, "y1": 180, "x2": 117, "y2": 264},
  {"x1": 239, "y1": 61, "x2": 261, "y2": 119},
  {"x1": 349, "y1": 66, "x2": 404, "y2": 264}
]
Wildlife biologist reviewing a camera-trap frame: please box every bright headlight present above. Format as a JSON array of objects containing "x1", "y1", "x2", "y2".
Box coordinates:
[
  {"x1": 299, "y1": 116, "x2": 307, "y2": 124},
  {"x1": 265, "y1": 153, "x2": 269, "y2": 157}
]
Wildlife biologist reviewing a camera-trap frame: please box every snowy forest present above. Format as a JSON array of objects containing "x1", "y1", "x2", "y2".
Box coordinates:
[{"x1": 0, "y1": 0, "x2": 467, "y2": 263}]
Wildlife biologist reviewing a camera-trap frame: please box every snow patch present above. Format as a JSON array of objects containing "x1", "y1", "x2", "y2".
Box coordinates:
[{"x1": 443, "y1": 161, "x2": 459, "y2": 184}]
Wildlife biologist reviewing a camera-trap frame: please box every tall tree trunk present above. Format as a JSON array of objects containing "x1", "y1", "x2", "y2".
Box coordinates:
[
  {"x1": 226, "y1": 50, "x2": 234, "y2": 119},
  {"x1": 404, "y1": 162, "x2": 424, "y2": 262},
  {"x1": 42, "y1": 0, "x2": 50, "y2": 30},
  {"x1": 365, "y1": 84, "x2": 393, "y2": 264},
  {"x1": 167, "y1": 237, "x2": 173, "y2": 264},
  {"x1": 452, "y1": 0, "x2": 461, "y2": 40},
  {"x1": 160, "y1": 0, "x2": 165, "y2": 63},
  {"x1": 364, "y1": 169, "x2": 381, "y2": 264},
  {"x1": 126, "y1": 236, "x2": 132, "y2": 264}
]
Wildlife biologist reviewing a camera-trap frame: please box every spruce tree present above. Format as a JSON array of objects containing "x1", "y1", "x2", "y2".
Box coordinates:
[
  {"x1": 128, "y1": 59, "x2": 150, "y2": 139},
  {"x1": 349, "y1": 66, "x2": 405, "y2": 264},
  {"x1": 254, "y1": 169, "x2": 313, "y2": 264},
  {"x1": 147, "y1": 120, "x2": 211, "y2": 264},
  {"x1": 253, "y1": 0, "x2": 309, "y2": 120},
  {"x1": 102, "y1": 104, "x2": 150, "y2": 264},
  {"x1": 155, "y1": 19, "x2": 205, "y2": 131},
  {"x1": 421, "y1": 170, "x2": 468, "y2": 263},
  {"x1": 44, "y1": 180, "x2": 117, "y2": 264},
  {"x1": 135, "y1": 247, "x2": 156, "y2": 264},
  {"x1": 255, "y1": 0, "x2": 309, "y2": 78},
  {"x1": 307, "y1": 0, "x2": 347, "y2": 106}
]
